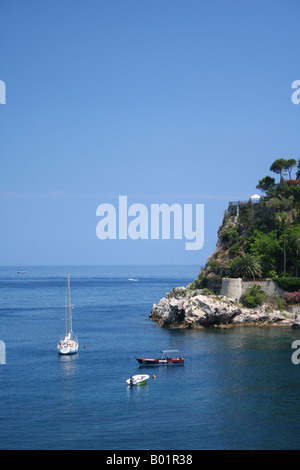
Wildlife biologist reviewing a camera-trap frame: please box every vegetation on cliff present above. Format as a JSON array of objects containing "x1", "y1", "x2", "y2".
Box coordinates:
[{"x1": 191, "y1": 158, "x2": 300, "y2": 294}]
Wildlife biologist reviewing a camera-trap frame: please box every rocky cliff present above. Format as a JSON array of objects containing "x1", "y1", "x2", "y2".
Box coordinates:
[
  {"x1": 150, "y1": 286, "x2": 299, "y2": 328},
  {"x1": 150, "y1": 169, "x2": 300, "y2": 328}
]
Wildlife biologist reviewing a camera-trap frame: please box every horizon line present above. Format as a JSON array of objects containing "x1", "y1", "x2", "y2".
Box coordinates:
[{"x1": 0, "y1": 263, "x2": 203, "y2": 266}]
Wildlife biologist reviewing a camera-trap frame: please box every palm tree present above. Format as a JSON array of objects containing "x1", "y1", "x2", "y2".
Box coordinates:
[
  {"x1": 291, "y1": 230, "x2": 300, "y2": 277},
  {"x1": 276, "y1": 211, "x2": 294, "y2": 277},
  {"x1": 245, "y1": 283, "x2": 265, "y2": 297},
  {"x1": 231, "y1": 253, "x2": 263, "y2": 279}
]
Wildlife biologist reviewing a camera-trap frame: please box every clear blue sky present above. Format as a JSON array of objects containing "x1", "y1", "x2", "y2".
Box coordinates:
[{"x1": 0, "y1": 0, "x2": 299, "y2": 266}]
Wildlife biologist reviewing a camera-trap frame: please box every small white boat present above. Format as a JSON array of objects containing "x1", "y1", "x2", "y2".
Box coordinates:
[
  {"x1": 126, "y1": 374, "x2": 150, "y2": 386},
  {"x1": 57, "y1": 274, "x2": 79, "y2": 356}
]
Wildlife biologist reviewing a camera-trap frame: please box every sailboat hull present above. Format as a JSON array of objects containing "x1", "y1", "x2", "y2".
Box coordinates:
[{"x1": 58, "y1": 344, "x2": 79, "y2": 355}]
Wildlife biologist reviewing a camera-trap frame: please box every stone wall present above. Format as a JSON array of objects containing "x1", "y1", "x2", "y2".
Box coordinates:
[
  {"x1": 221, "y1": 278, "x2": 283, "y2": 299},
  {"x1": 221, "y1": 278, "x2": 243, "y2": 299}
]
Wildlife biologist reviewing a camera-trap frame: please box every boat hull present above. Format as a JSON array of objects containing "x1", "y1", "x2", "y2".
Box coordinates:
[
  {"x1": 126, "y1": 374, "x2": 150, "y2": 386},
  {"x1": 135, "y1": 356, "x2": 184, "y2": 366},
  {"x1": 58, "y1": 347, "x2": 78, "y2": 355}
]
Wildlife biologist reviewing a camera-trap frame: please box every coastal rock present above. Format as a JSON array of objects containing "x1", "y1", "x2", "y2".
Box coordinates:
[{"x1": 150, "y1": 289, "x2": 297, "y2": 328}]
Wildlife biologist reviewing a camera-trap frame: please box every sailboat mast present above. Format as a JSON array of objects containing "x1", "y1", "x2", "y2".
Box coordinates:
[
  {"x1": 65, "y1": 295, "x2": 68, "y2": 337},
  {"x1": 68, "y1": 274, "x2": 73, "y2": 337}
]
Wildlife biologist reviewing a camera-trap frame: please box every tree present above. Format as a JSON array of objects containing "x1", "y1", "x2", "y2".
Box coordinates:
[
  {"x1": 286, "y1": 159, "x2": 297, "y2": 179},
  {"x1": 256, "y1": 176, "x2": 275, "y2": 194},
  {"x1": 291, "y1": 228, "x2": 300, "y2": 277},
  {"x1": 276, "y1": 212, "x2": 294, "y2": 277},
  {"x1": 230, "y1": 253, "x2": 263, "y2": 279},
  {"x1": 283, "y1": 225, "x2": 300, "y2": 277},
  {"x1": 248, "y1": 230, "x2": 281, "y2": 277},
  {"x1": 270, "y1": 158, "x2": 288, "y2": 181},
  {"x1": 288, "y1": 184, "x2": 300, "y2": 203},
  {"x1": 297, "y1": 159, "x2": 300, "y2": 179}
]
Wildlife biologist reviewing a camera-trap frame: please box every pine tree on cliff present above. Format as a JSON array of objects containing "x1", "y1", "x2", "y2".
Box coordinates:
[{"x1": 270, "y1": 158, "x2": 287, "y2": 181}]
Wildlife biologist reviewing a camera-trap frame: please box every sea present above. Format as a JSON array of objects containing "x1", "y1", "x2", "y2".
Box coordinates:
[{"x1": 0, "y1": 265, "x2": 300, "y2": 450}]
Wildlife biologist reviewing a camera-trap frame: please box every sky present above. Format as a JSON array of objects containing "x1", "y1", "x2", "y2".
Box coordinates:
[{"x1": 0, "y1": 0, "x2": 299, "y2": 266}]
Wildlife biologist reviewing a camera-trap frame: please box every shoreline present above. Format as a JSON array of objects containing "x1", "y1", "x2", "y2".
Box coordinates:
[{"x1": 150, "y1": 286, "x2": 300, "y2": 329}]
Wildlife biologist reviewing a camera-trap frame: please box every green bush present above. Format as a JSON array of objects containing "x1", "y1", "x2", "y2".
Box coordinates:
[
  {"x1": 188, "y1": 278, "x2": 202, "y2": 290},
  {"x1": 240, "y1": 284, "x2": 266, "y2": 308},
  {"x1": 266, "y1": 269, "x2": 278, "y2": 279},
  {"x1": 206, "y1": 260, "x2": 221, "y2": 273},
  {"x1": 221, "y1": 227, "x2": 239, "y2": 244},
  {"x1": 274, "y1": 278, "x2": 300, "y2": 292},
  {"x1": 201, "y1": 288, "x2": 214, "y2": 296},
  {"x1": 254, "y1": 292, "x2": 266, "y2": 306},
  {"x1": 229, "y1": 243, "x2": 240, "y2": 257},
  {"x1": 241, "y1": 295, "x2": 257, "y2": 308}
]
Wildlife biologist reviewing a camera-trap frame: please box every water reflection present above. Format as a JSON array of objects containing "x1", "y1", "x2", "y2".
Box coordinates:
[
  {"x1": 126, "y1": 381, "x2": 150, "y2": 399},
  {"x1": 58, "y1": 353, "x2": 79, "y2": 377}
]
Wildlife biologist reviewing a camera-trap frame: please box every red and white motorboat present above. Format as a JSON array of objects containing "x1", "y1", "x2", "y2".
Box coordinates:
[{"x1": 135, "y1": 350, "x2": 185, "y2": 366}]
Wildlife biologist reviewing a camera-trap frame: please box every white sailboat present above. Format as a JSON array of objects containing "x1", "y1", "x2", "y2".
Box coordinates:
[
  {"x1": 17, "y1": 265, "x2": 26, "y2": 274},
  {"x1": 57, "y1": 274, "x2": 79, "y2": 355}
]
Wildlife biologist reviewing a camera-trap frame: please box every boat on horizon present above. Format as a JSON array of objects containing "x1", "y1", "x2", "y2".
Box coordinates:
[
  {"x1": 135, "y1": 350, "x2": 185, "y2": 366},
  {"x1": 126, "y1": 374, "x2": 150, "y2": 386},
  {"x1": 57, "y1": 274, "x2": 79, "y2": 355}
]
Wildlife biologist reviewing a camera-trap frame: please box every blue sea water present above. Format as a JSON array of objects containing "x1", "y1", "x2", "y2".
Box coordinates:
[{"x1": 1, "y1": 265, "x2": 300, "y2": 450}]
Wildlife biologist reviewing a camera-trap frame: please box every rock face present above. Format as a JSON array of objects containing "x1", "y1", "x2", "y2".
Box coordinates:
[{"x1": 150, "y1": 287, "x2": 298, "y2": 328}]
